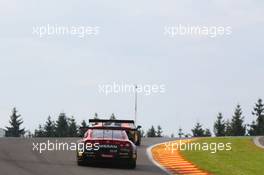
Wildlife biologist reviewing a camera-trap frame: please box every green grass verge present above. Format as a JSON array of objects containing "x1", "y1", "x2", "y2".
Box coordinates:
[{"x1": 181, "y1": 137, "x2": 264, "y2": 175}]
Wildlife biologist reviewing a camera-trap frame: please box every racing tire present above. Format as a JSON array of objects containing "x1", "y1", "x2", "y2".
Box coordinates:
[
  {"x1": 128, "y1": 159, "x2": 136, "y2": 169},
  {"x1": 135, "y1": 134, "x2": 141, "y2": 146},
  {"x1": 77, "y1": 159, "x2": 86, "y2": 166}
]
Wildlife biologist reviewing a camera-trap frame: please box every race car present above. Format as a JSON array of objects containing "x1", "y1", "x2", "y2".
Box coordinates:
[
  {"x1": 76, "y1": 126, "x2": 137, "y2": 168},
  {"x1": 89, "y1": 119, "x2": 142, "y2": 146}
]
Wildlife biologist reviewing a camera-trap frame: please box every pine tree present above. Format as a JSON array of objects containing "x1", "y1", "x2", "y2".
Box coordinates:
[
  {"x1": 44, "y1": 116, "x2": 56, "y2": 137},
  {"x1": 225, "y1": 119, "x2": 232, "y2": 136},
  {"x1": 94, "y1": 113, "x2": 99, "y2": 119},
  {"x1": 204, "y1": 129, "x2": 212, "y2": 137},
  {"x1": 79, "y1": 120, "x2": 88, "y2": 137},
  {"x1": 34, "y1": 124, "x2": 45, "y2": 137},
  {"x1": 110, "y1": 113, "x2": 116, "y2": 120},
  {"x1": 252, "y1": 99, "x2": 264, "y2": 135},
  {"x1": 55, "y1": 113, "x2": 69, "y2": 137},
  {"x1": 157, "y1": 125, "x2": 163, "y2": 137},
  {"x1": 230, "y1": 105, "x2": 246, "y2": 136},
  {"x1": 5, "y1": 108, "x2": 25, "y2": 137},
  {"x1": 147, "y1": 125, "x2": 156, "y2": 137},
  {"x1": 191, "y1": 122, "x2": 205, "y2": 137},
  {"x1": 248, "y1": 121, "x2": 257, "y2": 136},
  {"x1": 214, "y1": 113, "x2": 226, "y2": 136},
  {"x1": 185, "y1": 134, "x2": 191, "y2": 138},
  {"x1": 178, "y1": 128, "x2": 184, "y2": 138},
  {"x1": 68, "y1": 116, "x2": 78, "y2": 137}
]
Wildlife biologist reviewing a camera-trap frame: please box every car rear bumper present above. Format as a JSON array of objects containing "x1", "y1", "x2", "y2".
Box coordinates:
[{"x1": 77, "y1": 151, "x2": 137, "y2": 162}]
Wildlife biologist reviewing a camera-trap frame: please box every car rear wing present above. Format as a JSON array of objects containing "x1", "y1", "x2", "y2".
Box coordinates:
[
  {"x1": 79, "y1": 126, "x2": 137, "y2": 132},
  {"x1": 88, "y1": 119, "x2": 136, "y2": 128},
  {"x1": 89, "y1": 119, "x2": 135, "y2": 124}
]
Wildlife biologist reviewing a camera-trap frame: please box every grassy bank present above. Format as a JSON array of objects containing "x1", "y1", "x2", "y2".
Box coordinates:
[{"x1": 181, "y1": 137, "x2": 264, "y2": 175}]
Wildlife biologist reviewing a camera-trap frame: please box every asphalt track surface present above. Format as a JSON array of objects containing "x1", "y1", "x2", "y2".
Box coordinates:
[{"x1": 0, "y1": 137, "x2": 172, "y2": 175}]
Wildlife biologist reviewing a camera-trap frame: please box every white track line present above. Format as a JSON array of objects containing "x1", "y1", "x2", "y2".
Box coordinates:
[{"x1": 253, "y1": 136, "x2": 264, "y2": 149}]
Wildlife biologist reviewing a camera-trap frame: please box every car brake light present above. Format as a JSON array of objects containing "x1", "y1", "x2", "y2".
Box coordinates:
[{"x1": 120, "y1": 142, "x2": 131, "y2": 148}]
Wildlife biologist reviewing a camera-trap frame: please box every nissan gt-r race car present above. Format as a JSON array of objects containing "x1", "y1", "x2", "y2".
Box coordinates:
[
  {"x1": 76, "y1": 126, "x2": 137, "y2": 168},
  {"x1": 89, "y1": 119, "x2": 142, "y2": 146}
]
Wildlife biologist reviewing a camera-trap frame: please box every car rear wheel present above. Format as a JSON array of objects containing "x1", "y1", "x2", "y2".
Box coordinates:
[
  {"x1": 77, "y1": 159, "x2": 86, "y2": 166},
  {"x1": 128, "y1": 159, "x2": 136, "y2": 169},
  {"x1": 135, "y1": 140, "x2": 141, "y2": 146},
  {"x1": 135, "y1": 133, "x2": 141, "y2": 146},
  {"x1": 77, "y1": 155, "x2": 86, "y2": 166}
]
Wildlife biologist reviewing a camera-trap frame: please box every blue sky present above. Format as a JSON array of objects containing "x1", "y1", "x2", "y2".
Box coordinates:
[{"x1": 0, "y1": 0, "x2": 264, "y2": 135}]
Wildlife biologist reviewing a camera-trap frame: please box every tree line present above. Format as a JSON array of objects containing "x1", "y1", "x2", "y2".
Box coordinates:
[
  {"x1": 4, "y1": 110, "x2": 117, "y2": 137},
  {"x1": 213, "y1": 99, "x2": 264, "y2": 137},
  {"x1": 145, "y1": 125, "x2": 163, "y2": 137},
  {"x1": 177, "y1": 98, "x2": 264, "y2": 137},
  {"x1": 3, "y1": 98, "x2": 264, "y2": 138}
]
